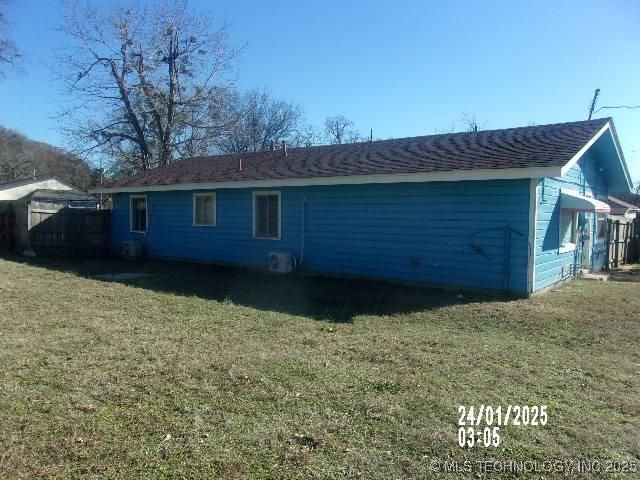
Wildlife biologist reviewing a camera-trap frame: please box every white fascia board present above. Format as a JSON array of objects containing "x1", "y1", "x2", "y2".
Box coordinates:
[
  {"x1": 560, "y1": 122, "x2": 611, "y2": 177},
  {"x1": 90, "y1": 165, "x2": 562, "y2": 194},
  {"x1": 606, "y1": 121, "x2": 634, "y2": 190}
]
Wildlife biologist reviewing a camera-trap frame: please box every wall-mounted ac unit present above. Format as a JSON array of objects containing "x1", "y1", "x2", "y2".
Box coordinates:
[
  {"x1": 122, "y1": 240, "x2": 143, "y2": 259},
  {"x1": 268, "y1": 251, "x2": 296, "y2": 273}
]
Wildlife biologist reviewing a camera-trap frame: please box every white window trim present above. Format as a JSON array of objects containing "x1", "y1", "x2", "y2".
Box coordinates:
[
  {"x1": 252, "y1": 190, "x2": 281, "y2": 240},
  {"x1": 130, "y1": 194, "x2": 148, "y2": 233},
  {"x1": 558, "y1": 210, "x2": 578, "y2": 253},
  {"x1": 193, "y1": 192, "x2": 217, "y2": 227}
]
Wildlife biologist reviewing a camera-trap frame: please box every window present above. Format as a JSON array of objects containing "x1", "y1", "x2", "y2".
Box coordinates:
[
  {"x1": 253, "y1": 191, "x2": 280, "y2": 239},
  {"x1": 193, "y1": 193, "x2": 216, "y2": 226},
  {"x1": 559, "y1": 210, "x2": 578, "y2": 252},
  {"x1": 596, "y1": 213, "x2": 606, "y2": 241},
  {"x1": 130, "y1": 195, "x2": 147, "y2": 232}
]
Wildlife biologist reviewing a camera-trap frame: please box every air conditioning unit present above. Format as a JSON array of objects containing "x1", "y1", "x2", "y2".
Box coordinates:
[
  {"x1": 122, "y1": 240, "x2": 143, "y2": 260},
  {"x1": 268, "y1": 251, "x2": 297, "y2": 273}
]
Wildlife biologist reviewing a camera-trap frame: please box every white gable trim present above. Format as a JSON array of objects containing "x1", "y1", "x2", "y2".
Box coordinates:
[
  {"x1": 606, "y1": 122, "x2": 634, "y2": 190},
  {"x1": 560, "y1": 122, "x2": 611, "y2": 176},
  {"x1": 91, "y1": 165, "x2": 562, "y2": 194},
  {"x1": 0, "y1": 178, "x2": 75, "y2": 200},
  {"x1": 559, "y1": 121, "x2": 633, "y2": 191}
]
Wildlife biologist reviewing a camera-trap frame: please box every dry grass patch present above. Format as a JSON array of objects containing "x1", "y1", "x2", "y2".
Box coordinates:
[{"x1": 0, "y1": 255, "x2": 639, "y2": 479}]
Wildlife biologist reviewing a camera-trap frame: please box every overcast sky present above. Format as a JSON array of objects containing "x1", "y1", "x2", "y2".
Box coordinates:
[{"x1": 1, "y1": 0, "x2": 638, "y2": 182}]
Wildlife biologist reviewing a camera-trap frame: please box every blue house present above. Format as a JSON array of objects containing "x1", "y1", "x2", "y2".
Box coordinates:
[{"x1": 93, "y1": 118, "x2": 633, "y2": 295}]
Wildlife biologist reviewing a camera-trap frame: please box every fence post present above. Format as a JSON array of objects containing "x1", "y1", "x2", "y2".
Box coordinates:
[
  {"x1": 614, "y1": 221, "x2": 620, "y2": 268},
  {"x1": 605, "y1": 219, "x2": 611, "y2": 269},
  {"x1": 634, "y1": 220, "x2": 640, "y2": 263},
  {"x1": 622, "y1": 223, "x2": 631, "y2": 265}
]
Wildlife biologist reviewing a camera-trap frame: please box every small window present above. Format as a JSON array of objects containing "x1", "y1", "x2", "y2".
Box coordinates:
[
  {"x1": 559, "y1": 210, "x2": 577, "y2": 252},
  {"x1": 130, "y1": 195, "x2": 147, "y2": 232},
  {"x1": 253, "y1": 191, "x2": 280, "y2": 239},
  {"x1": 193, "y1": 193, "x2": 216, "y2": 226},
  {"x1": 596, "y1": 213, "x2": 606, "y2": 240}
]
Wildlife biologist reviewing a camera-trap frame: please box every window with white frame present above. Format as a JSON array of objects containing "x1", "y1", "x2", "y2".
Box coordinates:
[
  {"x1": 559, "y1": 210, "x2": 578, "y2": 251},
  {"x1": 253, "y1": 191, "x2": 280, "y2": 239},
  {"x1": 130, "y1": 195, "x2": 147, "y2": 232},
  {"x1": 596, "y1": 213, "x2": 607, "y2": 241},
  {"x1": 193, "y1": 193, "x2": 216, "y2": 226}
]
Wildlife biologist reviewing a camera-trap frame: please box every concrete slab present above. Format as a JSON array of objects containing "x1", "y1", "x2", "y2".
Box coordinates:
[
  {"x1": 578, "y1": 271, "x2": 609, "y2": 282},
  {"x1": 95, "y1": 273, "x2": 154, "y2": 281}
]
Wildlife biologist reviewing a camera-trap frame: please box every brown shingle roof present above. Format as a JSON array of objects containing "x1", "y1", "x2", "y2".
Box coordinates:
[{"x1": 109, "y1": 118, "x2": 611, "y2": 188}]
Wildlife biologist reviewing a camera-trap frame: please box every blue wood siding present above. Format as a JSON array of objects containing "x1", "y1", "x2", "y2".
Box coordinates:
[
  {"x1": 534, "y1": 152, "x2": 609, "y2": 292},
  {"x1": 111, "y1": 179, "x2": 531, "y2": 292}
]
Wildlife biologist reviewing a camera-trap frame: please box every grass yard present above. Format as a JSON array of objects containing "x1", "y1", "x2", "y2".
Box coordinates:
[{"x1": 0, "y1": 255, "x2": 639, "y2": 479}]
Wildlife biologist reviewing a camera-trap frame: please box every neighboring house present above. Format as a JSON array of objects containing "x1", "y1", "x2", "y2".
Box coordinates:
[
  {"x1": 93, "y1": 118, "x2": 633, "y2": 295},
  {"x1": 607, "y1": 194, "x2": 640, "y2": 220},
  {"x1": 604, "y1": 194, "x2": 640, "y2": 268},
  {"x1": 0, "y1": 176, "x2": 77, "y2": 200},
  {"x1": 613, "y1": 193, "x2": 640, "y2": 208},
  {"x1": 0, "y1": 177, "x2": 99, "y2": 253}
]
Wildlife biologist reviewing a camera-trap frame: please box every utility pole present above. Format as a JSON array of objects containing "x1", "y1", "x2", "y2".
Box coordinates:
[
  {"x1": 587, "y1": 88, "x2": 600, "y2": 120},
  {"x1": 97, "y1": 157, "x2": 104, "y2": 207}
]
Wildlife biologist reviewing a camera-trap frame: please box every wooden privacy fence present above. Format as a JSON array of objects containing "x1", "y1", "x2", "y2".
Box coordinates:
[
  {"x1": 30, "y1": 208, "x2": 110, "y2": 258},
  {"x1": 0, "y1": 205, "x2": 17, "y2": 250},
  {"x1": 606, "y1": 219, "x2": 640, "y2": 269},
  {"x1": 632, "y1": 219, "x2": 640, "y2": 264}
]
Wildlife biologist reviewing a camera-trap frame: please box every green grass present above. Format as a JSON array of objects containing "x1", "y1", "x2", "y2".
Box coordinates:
[{"x1": 0, "y1": 255, "x2": 638, "y2": 479}]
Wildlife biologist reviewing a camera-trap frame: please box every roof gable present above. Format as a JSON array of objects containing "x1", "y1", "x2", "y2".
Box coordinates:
[
  {"x1": 563, "y1": 121, "x2": 633, "y2": 194},
  {"x1": 0, "y1": 177, "x2": 80, "y2": 201}
]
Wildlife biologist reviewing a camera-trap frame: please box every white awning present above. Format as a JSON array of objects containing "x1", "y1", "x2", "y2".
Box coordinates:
[{"x1": 560, "y1": 190, "x2": 610, "y2": 213}]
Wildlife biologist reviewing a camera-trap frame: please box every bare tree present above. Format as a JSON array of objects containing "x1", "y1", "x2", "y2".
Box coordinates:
[
  {"x1": 434, "y1": 120, "x2": 457, "y2": 134},
  {"x1": 0, "y1": 0, "x2": 20, "y2": 77},
  {"x1": 290, "y1": 124, "x2": 319, "y2": 148},
  {"x1": 55, "y1": 0, "x2": 242, "y2": 175},
  {"x1": 460, "y1": 112, "x2": 486, "y2": 132},
  {"x1": 324, "y1": 115, "x2": 362, "y2": 144},
  {"x1": 216, "y1": 88, "x2": 303, "y2": 153}
]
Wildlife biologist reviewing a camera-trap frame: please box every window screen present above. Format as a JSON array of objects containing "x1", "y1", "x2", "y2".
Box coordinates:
[
  {"x1": 131, "y1": 196, "x2": 147, "y2": 232},
  {"x1": 596, "y1": 213, "x2": 606, "y2": 240},
  {"x1": 194, "y1": 194, "x2": 215, "y2": 226},
  {"x1": 254, "y1": 193, "x2": 280, "y2": 239}
]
